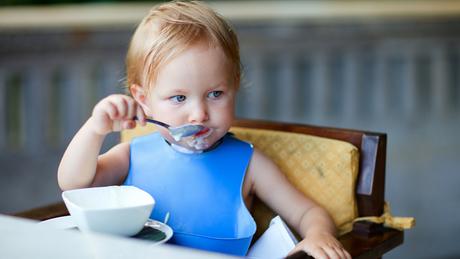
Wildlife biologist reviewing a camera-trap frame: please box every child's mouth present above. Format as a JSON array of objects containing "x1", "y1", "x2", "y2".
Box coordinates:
[
  {"x1": 170, "y1": 127, "x2": 213, "y2": 153},
  {"x1": 194, "y1": 127, "x2": 211, "y2": 138}
]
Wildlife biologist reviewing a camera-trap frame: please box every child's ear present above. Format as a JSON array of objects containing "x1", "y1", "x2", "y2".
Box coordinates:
[{"x1": 130, "y1": 84, "x2": 152, "y2": 116}]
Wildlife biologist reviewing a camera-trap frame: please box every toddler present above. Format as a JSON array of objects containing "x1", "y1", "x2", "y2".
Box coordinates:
[{"x1": 58, "y1": 1, "x2": 350, "y2": 258}]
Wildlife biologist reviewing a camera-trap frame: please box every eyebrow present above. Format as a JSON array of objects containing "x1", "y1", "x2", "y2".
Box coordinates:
[
  {"x1": 211, "y1": 82, "x2": 231, "y2": 89},
  {"x1": 165, "y1": 88, "x2": 188, "y2": 94}
]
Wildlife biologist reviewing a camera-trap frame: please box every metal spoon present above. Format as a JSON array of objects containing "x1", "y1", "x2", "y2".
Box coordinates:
[{"x1": 134, "y1": 116, "x2": 204, "y2": 141}]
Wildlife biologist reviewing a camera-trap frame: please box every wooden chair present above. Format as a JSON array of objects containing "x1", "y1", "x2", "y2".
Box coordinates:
[
  {"x1": 13, "y1": 119, "x2": 407, "y2": 259},
  {"x1": 229, "y1": 119, "x2": 405, "y2": 259}
]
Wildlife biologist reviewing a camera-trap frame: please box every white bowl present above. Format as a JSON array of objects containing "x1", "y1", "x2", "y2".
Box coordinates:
[{"x1": 62, "y1": 186, "x2": 154, "y2": 236}]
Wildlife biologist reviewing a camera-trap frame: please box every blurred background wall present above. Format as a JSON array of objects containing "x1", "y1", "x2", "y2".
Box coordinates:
[{"x1": 1, "y1": 1, "x2": 459, "y2": 258}]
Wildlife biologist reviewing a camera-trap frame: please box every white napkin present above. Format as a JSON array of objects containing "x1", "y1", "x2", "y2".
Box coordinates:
[{"x1": 247, "y1": 215, "x2": 299, "y2": 259}]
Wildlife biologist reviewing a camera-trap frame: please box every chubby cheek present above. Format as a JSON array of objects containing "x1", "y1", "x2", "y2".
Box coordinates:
[
  {"x1": 148, "y1": 100, "x2": 183, "y2": 126},
  {"x1": 214, "y1": 102, "x2": 235, "y2": 131},
  {"x1": 221, "y1": 109, "x2": 234, "y2": 128}
]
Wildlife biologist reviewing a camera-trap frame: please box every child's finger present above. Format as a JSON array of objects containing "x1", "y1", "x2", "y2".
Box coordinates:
[
  {"x1": 120, "y1": 95, "x2": 135, "y2": 119},
  {"x1": 122, "y1": 120, "x2": 136, "y2": 129},
  {"x1": 309, "y1": 247, "x2": 328, "y2": 259},
  {"x1": 125, "y1": 98, "x2": 137, "y2": 120},
  {"x1": 333, "y1": 246, "x2": 349, "y2": 259},
  {"x1": 105, "y1": 101, "x2": 118, "y2": 120},
  {"x1": 329, "y1": 240, "x2": 349, "y2": 259},
  {"x1": 106, "y1": 95, "x2": 126, "y2": 119},
  {"x1": 114, "y1": 96, "x2": 128, "y2": 119},
  {"x1": 322, "y1": 246, "x2": 340, "y2": 259},
  {"x1": 136, "y1": 106, "x2": 146, "y2": 126}
]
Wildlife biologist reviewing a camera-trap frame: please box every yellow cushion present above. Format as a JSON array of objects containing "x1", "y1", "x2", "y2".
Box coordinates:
[
  {"x1": 230, "y1": 127, "x2": 359, "y2": 235},
  {"x1": 121, "y1": 125, "x2": 359, "y2": 235}
]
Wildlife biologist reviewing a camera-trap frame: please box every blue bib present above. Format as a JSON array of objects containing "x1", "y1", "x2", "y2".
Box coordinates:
[{"x1": 123, "y1": 133, "x2": 256, "y2": 255}]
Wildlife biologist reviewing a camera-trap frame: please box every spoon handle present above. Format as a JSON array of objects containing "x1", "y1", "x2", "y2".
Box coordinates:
[{"x1": 133, "y1": 116, "x2": 170, "y2": 129}]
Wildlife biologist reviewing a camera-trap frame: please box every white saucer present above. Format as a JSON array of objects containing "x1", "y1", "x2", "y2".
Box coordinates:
[
  {"x1": 39, "y1": 216, "x2": 173, "y2": 244},
  {"x1": 38, "y1": 215, "x2": 77, "y2": 229}
]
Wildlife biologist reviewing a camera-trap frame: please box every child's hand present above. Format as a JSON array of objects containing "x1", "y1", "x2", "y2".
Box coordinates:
[
  {"x1": 289, "y1": 231, "x2": 351, "y2": 259},
  {"x1": 90, "y1": 94, "x2": 146, "y2": 135}
]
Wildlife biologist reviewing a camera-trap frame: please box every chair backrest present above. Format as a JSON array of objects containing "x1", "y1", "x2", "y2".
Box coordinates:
[
  {"x1": 232, "y1": 119, "x2": 387, "y2": 216},
  {"x1": 121, "y1": 119, "x2": 387, "y2": 237},
  {"x1": 231, "y1": 119, "x2": 387, "y2": 238}
]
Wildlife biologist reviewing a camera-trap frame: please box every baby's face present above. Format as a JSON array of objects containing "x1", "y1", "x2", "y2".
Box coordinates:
[{"x1": 144, "y1": 41, "x2": 236, "y2": 150}]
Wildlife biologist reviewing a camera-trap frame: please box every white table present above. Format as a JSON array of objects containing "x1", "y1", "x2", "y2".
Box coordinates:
[{"x1": 0, "y1": 214, "x2": 240, "y2": 259}]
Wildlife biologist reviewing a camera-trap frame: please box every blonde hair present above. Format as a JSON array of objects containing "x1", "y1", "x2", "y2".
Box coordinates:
[{"x1": 126, "y1": 0, "x2": 240, "y2": 92}]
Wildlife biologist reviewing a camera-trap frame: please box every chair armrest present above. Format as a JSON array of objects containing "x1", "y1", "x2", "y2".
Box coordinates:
[
  {"x1": 285, "y1": 227, "x2": 403, "y2": 259},
  {"x1": 338, "y1": 227, "x2": 403, "y2": 258},
  {"x1": 12, "y1": 202, "x2": 69, "y2": 221}
]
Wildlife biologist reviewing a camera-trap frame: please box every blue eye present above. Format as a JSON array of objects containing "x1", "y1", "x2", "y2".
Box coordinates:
[
  {"x1": 170, "y1": 95, "x2": 186, "y2": 103},
  {"x1": 208, "y1": 91, "x2": 223, "y2": 99}
]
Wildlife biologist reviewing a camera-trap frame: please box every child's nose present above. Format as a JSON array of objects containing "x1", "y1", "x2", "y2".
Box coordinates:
[{"x1": 189, "y1": 102, "x2": 209, "y2": 123}]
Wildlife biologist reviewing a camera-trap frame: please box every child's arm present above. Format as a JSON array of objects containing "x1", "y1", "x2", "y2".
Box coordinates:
[
  {"x1": 246, "y1": 149, "x2": 351, "y2": 259},
  {"x1": 57, "y1": 94, "x2": 146, "y2": 191}
]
